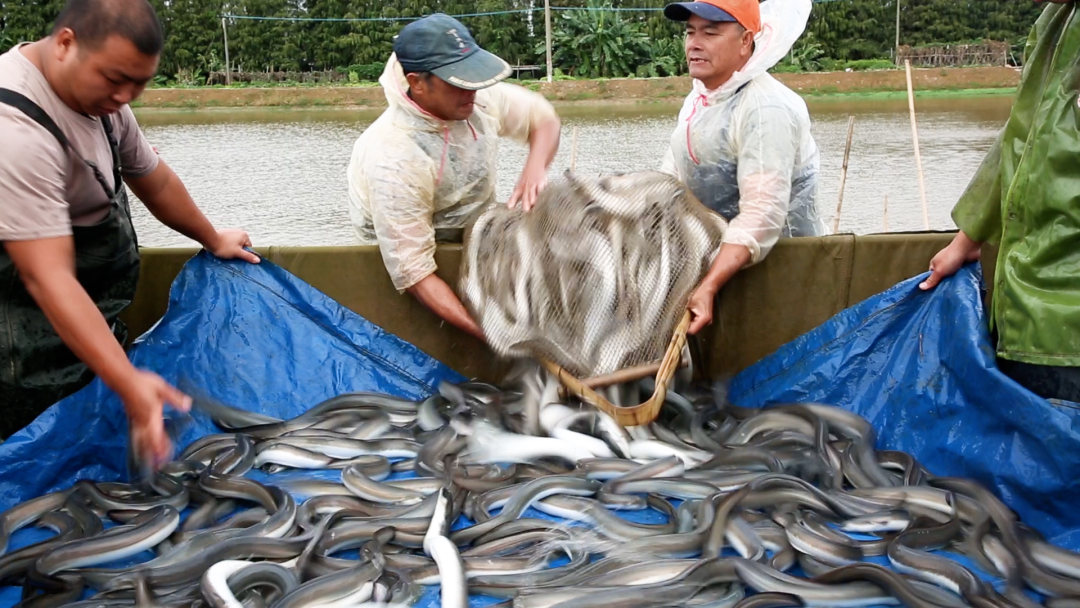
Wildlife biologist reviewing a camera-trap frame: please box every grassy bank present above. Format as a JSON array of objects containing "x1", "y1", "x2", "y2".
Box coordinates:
[
  {"x1": 132, "y1": 66, "x2": 1020, "y2": 110},
  {"x1": 802, "y1": 86, "x2": 1017, "y2": 101}
]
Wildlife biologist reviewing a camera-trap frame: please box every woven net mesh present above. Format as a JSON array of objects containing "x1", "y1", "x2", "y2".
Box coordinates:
[{"x1": 460, "y1": 170, "x2": 727, "y2": 378}]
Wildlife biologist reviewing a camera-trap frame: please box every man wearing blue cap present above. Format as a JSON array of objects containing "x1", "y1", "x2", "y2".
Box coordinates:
[{"x1": 347, "y1": 14, "x2": 561, "y2": 342}]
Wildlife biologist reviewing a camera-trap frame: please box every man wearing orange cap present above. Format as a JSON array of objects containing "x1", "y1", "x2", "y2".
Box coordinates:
[{"x1": 660, "y1": 0, "x2": 824, "y2": 335}]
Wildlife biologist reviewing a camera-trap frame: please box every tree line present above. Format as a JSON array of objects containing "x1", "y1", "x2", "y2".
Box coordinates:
[{"x1": 0, "y1": 0, "x2": 1044, "y2": 83}]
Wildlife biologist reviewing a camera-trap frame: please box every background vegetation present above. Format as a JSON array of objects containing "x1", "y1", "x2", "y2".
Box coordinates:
[{"x1": 0, "y1": 0, "x2": 1043, "y2": 84}]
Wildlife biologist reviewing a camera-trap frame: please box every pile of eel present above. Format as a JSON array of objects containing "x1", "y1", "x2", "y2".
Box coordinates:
[{"x1": 2, "y1": 373, "x2": 1079, "y2": 608}]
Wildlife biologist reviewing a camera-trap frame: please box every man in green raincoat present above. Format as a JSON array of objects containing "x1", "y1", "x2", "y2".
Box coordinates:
[{"x1": 920, "y1": 0, "x2": 1080, "y2": 401}]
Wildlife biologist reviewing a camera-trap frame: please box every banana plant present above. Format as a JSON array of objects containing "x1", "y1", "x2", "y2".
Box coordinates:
[{"x1": 538, "y1": 0, "x2": 652, "y2": 78}]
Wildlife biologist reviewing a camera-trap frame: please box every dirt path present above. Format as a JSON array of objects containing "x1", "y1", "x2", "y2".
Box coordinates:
[{"x1": 134, "y1": 66, "x2": 1020, "y2": 110}]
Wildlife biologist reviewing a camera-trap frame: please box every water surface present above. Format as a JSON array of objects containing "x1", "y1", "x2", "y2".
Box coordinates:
[{"x1": 131, "y1": 95, "x2": 1014, "y2": 247}]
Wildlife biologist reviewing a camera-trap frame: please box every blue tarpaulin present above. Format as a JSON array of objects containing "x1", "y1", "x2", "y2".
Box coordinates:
[
  {"x1": 0, "y1": 252, "x2": 466, "y2": 605},
  {"x1": 0, "y1": 252, "x2": 464, "y2": 514},
  {"x1": 0, "y1": 254, "x2": 1078, "y2": 606},
  {"x1": 729, "y1": 263, "x2": 1080, "y2": 551}
]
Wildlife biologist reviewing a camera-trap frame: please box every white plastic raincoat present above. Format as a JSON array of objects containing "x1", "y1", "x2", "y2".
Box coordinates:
[
  {"x1": 660, "y1": 0, "x2": 826, "y2": 265},
  {"x1": 347, "y1": 54, "x2": 558, "y2": 292}
]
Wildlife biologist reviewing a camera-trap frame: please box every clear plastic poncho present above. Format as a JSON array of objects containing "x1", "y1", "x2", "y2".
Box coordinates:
[
  {"x1": 346, "y1": 54, "x2": 558, "y2": 292},
  {"x1": 660, "y1": 0, "x2": 827, "y2": 265}
]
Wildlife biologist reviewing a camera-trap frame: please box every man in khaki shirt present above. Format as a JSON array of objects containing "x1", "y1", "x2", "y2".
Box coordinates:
[
  {"x1": 347, "y1": 14, "x2": 560, "y2": 341},
  {"x1": 0, "y1": 0, "x2": 258, "y2": 464}
]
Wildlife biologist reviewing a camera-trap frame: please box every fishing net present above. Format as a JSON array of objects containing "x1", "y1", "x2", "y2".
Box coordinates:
[{"x1": 460, "y1": 170, "x2": 727, "y2": 378}]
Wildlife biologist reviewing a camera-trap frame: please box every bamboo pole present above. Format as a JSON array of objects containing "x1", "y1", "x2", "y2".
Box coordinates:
[
  {"x1": 883, "y1": 195, "x2": 889, "y2": 232},
  {"x1": 544, "y1": 0, "x2": 553, "y2": 83},
  {"x1": 542, "y1": 311, "x2": 692, "y2": 426},
  {"x1": 894, "y1": 0, "x2": 901, "y2": 64},
  {"x1": 905, "y1": 60, "x2": 930, "y2": 230},
  {"x1": 222, "y1": 18, "x2": 231, "y2": 85},
  {"x1": 570, "y1": 126, "x2": 578, "y2": 172},
  {"x1": 832, "y1": 116, "x2": 855, "y2": 234},
  {"x1": 557, "y1": 357, "x2": 689, "y2": 394}
]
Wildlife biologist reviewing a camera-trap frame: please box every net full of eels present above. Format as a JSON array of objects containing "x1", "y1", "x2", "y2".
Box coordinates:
[{"x1": 460, "y1": 171, "x2": 727, "y2": 378}]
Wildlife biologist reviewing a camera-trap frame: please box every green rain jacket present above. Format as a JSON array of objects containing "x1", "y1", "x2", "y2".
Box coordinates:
[{"x1": 952, "y1": 1, "x2": 1080, "y2": 366}]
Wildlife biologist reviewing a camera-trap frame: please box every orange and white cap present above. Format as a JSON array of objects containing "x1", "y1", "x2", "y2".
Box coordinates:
[{"x1": 663, "y1": 0, "x2": 761, "y2": 34}]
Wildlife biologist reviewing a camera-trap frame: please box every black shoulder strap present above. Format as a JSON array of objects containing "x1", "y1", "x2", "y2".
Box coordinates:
[
  {"x1": 0, "y1": 87, "x2": 122, "y2": 198},
  {"x1": 0, "y1": 88, "x2": 71, "y2": 152},
  {"x1": 98, "y1": 114, "x2": 122, "y2": 186}
]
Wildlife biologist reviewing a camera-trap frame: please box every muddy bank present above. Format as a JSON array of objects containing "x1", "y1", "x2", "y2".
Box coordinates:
[{"x1": 134, "y1": 66, "x2": 1020, "y2": 109}]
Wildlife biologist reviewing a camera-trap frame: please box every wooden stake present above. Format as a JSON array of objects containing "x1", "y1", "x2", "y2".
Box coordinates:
[
  {"x1": 883, "y1": 195, "x2": 890, "y2": 232},
  {"x1": 905, "y1": 60, "x2": 930, "y2": 231},
  {"x1": 569, "y1": 126, "x2": 578, "y2": 173},
  {"x1": 832, "y1": 115, "x2": 855, "y2": 234}
]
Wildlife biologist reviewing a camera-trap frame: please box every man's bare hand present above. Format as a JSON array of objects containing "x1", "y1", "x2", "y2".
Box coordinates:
[
  {"x1": 117, "y1": 370, "x2": 192, "y2": 469},
  {"x1": 687, "y1": 285, "x2": 718, "y2": 335},
  {"x1": 206, "y1": 229, "x2": 260, "y2": 264},
  {"x1": 919, "y1": 231, "x2": 982, "y2": 291},
  {"x1": 507, "y1": 163, "x2": 549, "y2": 212}
]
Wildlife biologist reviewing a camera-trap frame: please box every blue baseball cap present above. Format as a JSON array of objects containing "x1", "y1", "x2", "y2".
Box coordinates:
[
  {"x1": 393, "y1": 14, "x2": 512, "y2": 90},
  {"x1": 663, "y1": 2, "x2": 738, "y2": 23}
]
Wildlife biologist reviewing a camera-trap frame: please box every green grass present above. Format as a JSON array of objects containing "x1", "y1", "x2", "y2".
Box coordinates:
[
  {"x1": 148, "y1": 62, "x2": 1016, "y2": 91},
  {"x1": 130, "y1": 98, "x2": 202, "y2": 109},
  {"x1": 148, "y1": 80, "x2": 381, "y2": 90},
  {"x1": 802, "y1": 86, "x2": 1016, "y2": 100},
  {"x1": 559, "y1": 91, "x2": 599, "y2": 101},
  {"x1": 134, "y1": 77, "x2": 1016, "y2": 109}
]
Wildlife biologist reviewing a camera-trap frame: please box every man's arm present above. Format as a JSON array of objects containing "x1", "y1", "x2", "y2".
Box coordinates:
[
  {"x1": 687, "y1": 243, "x2": 751, "y2": 334},
  {"x1": 3, "y1": 237, "x2": 190, "y2": 463},
  {"x1": 685, "y1": 102, "x2": 800, "y2": 335},
  {"x1": 407, "y1": 274, "x2": 485, "y2": 341},
  {"x1": 0, "y1": 114, "x2": 188, "y2": 465},
  {"x1": 354, "y1": 145, "x2": 485, "y2": 339},
  {"x1": 685, "y1": 171, "x2": 788, "y2": 335},
  {"x1": 125, "y1": 160, "x2": 260, "y2": 264},
  {"x1": 490, "y1": 83, "x2": 562, "y2": 212},
  {"x1": 507, "y1": 115, "x2": 561, "y2": 212}
]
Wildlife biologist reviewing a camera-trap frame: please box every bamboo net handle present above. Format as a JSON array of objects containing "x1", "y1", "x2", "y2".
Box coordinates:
[
  {"x1": 556, "y1": 357, "x2": 689, "y2": 397},
  {"x1": 542, "y1": 310, "x2": 692, "y2": 426}
]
